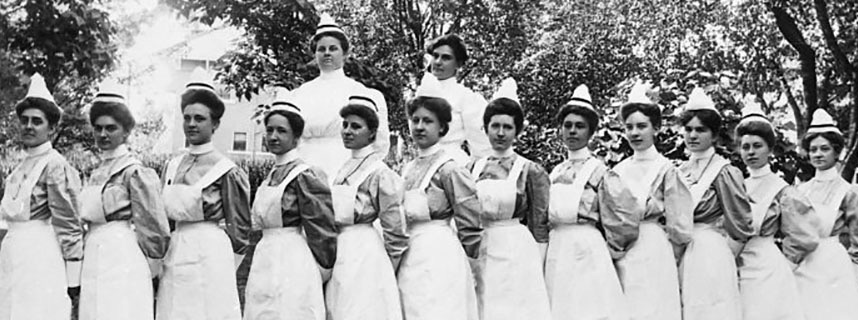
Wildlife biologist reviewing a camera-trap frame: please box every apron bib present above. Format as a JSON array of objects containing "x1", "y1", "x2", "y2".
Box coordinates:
[
  {"x1": 614, "y1": 155, "x2": 670, "y2": 209},
  {"x1": 162, "y1": 156, "x2": 236, "y2": 221},
  {"x1": 547, "y1": 158, "x2": 599, "y2": 224},
  {"x1": 401, "y1": 154, "x2": 453, "y2": 223},
  {"x1": 79, "y1": 156, "x2": 139, "y2": 224},
  {"x1": 250, "y1": 164, "x2": 309, "y2": 230},
  {"x1": 470, "y1": 156, "x2": 525, "y2": 221},
  {"x1": 0, "y1": 151, "x2": 56, "y2": 222},
  {"x1": 331, "y1": 161, "x2": 386, "y2": 226}
]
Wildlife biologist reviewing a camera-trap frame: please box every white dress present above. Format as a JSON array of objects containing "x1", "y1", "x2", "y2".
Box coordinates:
[
  {"x1": 436, "y1": 77, "x2": 490, "y2": 165},
  {"x1": 289, "y1": 68, "x2": 389, "y2": 182}
]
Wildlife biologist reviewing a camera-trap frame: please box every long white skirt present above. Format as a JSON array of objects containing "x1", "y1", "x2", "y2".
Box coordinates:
[
  {"x1": 326, "y1": 224, "x2": 401, "y2": 320},
  {"x1": 80, "y1": 221, "x2": 152, "y2": 320},
  {"x1": 157, "y1": 222, "x2": 241, "y2": 320},
  {"x1": 398, "y1": 220, "x2": 478, "y2": 320},
  {"x1": 615, "y1": 222, "x2": 681, "y2": 320},
  {"x1": 0, "y1": 220, "x2": 70, "y2": 320},
  {"x1": 679, "y1": 225, "x2": 742, "y2": 320},
  {"x1": 794, "y1": 237, "x2": 858, "y2": 320},
  {"x1": 545, "y1": 224, "x2": 628, "y2": 320},
  {"x1": 738, "y1": 235, "x2": 803, "y2": 320},
  {"x1": 244, "y1": 227, "x2": 324, "y2": 320},
  {"x1": 475, "y1": 220, "x2": 550, "y2": 320}
]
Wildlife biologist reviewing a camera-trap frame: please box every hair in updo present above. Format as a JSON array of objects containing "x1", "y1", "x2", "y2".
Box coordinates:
[
  {"x1": 483, "y1": 98, "x2": 525, "y2": 134},
  {"x1": 89, "y1": 101, "x2": 135, "y2": 131},
  {"x1": 181, "y1": 89, "x2": 225, "y2": 122},
  {"x1": 15, "y1": 97, "x2": 62, "y2": 126},
  {"x1": 801, "y1": 131, "x2": 845, "y2": 155},
  {"x1": 264, "y1": 110, "x2": 305, "y2": 139},
  {"x1": 735, "y1": 121, "x2": 776, "y2": 149},
  {"x1": 620, "y1": 102, "x2": 661, "y2": 129},
  {"x1": 556, "y1": 104, "x2": 599, "y2": 134},
  {"x1": 678, "y1": 109, "x2": 721, "y2": 135},
  {"x1": 426, "y1": 34, "x2": 468, "y2": 65},
  {"x1": 406, "y1": 96, "x2": 452, "y2": 136}
]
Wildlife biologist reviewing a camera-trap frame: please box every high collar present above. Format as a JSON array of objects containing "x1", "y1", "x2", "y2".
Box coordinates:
[
  {"x1": 319, "y1": 68, "x2": 346, "y2": 81},
  {"x1": 274, "y1": 149, "x2": 299, "y2": 166},
  {"x1": 491, "y1": 147, "x2": 515, "y2": 158},
  {"x1": 25, "y1": 141, "x2": 52, "y2": 157},
  {"x1": 417, "y1": 144, "x2": 442, "y2": 158},
  {"x1": 633, "y1": 145, "x2": 660, "y2": 161},
  {"x1": 689, "y1": 147, "x2": 715, "y2": 161},
  {"x1": 748, "y1": 164, "x2": 772, "y2": 179},
  {"x1": 814, "y1": 166, "x2": 840, "y2": 181},
  {"x1": 351, "y1": 145, "x2": 375, "y2": 159},
  {"x1": 188, "y1": 142, "x2": 215, "y2": 155},
  {"x1": 567, "y1": 147, "x2": 591, "y2": 161},
  {"x1": 101, "y1": 144, "x2": 129, "y2": 160},
  {"x1": 437, "y1": 76, "x2": 459, "y2": 87}
]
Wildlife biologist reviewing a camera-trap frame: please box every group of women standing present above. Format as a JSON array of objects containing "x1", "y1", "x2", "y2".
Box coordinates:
[{"x1": 2, "y1": 12, "x2": 858, "y2": 320}]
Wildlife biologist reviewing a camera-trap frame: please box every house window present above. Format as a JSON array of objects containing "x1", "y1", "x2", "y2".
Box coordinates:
[{"x1": 233, "y1": 132, "x2": 247, "y2": 151}]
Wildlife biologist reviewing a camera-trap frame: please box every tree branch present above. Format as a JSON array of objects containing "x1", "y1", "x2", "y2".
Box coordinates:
[
  {"x1": 814, "y1": 0, "x2": 857, "y2": 77},
  {"x1": 770, "y1": 5, "x2": 818, "y2": 122}
]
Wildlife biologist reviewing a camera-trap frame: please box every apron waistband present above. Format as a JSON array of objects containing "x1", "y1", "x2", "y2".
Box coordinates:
[
  {"x1": 262, "y1": 226, "x2": 301, "y2": 237},
  {"x1": 485, "y1": 219, "x2": 521, "y2": 228},
  {"x1": 339, "y1": 223, "x2": 374, "y2": 232},
  {"x1": 175, "y1": 220, "x2": 219, "y2": 231},
  {"x1": 6, "y1": 219, "x2": 50, "y2": 230},
  {"x1": 693, "y1": 223, "x2": 717, "y2": 231},
  {"x1": 409, "y1": 219, "x2": 451, "y2": 233},
  {"x1": 88, "y1": 220, "x2": 131, "y2": 234},
  {"x1": 551, "y1": 222, "x2": 595, "y2": 231}
]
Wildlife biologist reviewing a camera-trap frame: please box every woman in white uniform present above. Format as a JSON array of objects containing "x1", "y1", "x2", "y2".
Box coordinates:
[
  {"x1": 734, "y1": 102, "x2": 818, "y2": 320},
  {"x1": 157, "y1": 77, "x2": 252, "y2": 320},
  {"x1": 397, "y1": 75, "x2": 482, "y2": 320},
  {"x1": 676, "y1": 88, "x2": 754, "y2": 320},
  {"x1": 325, "y1": 94, "x2": 407, "y2": 320},
  {"x1": 0, "y1": 73, "x2": 84, "y2": 320},
  {"x1": 289, "y1": 13, "x2": 389, "y2": 181},
  {"x1": 244, "y1": 97, "x2": 338, "y2": 320},
  {"x1": 794, "y1": 108, "x2": 858, "y2": 320},
  {"x1": 465, "y1": 79, "x2": 550, "y2": 320},
  {"x1": 545, "y1": 84, "x2": 639, "y2": 320},
  {"x1": 78, "y1": 86, "x2": 171, "y2": 320},
  {"x1": 612, "y1": 83, "x2": 692, "y2": 320},
  {"x1": 426, "y1": 34, "x2": 491, "y2": 164}
]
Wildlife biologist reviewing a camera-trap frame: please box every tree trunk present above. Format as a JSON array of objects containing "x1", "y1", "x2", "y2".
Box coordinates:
[{"x1": 770, "y1": 5, "x2": 818, "y2": 124}]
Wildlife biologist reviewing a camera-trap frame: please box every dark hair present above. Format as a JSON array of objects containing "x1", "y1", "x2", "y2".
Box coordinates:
[
  {"x1": 802, "y1": 131, "x2": 845, "y2": 154},
  {"x1": 556, "y1": 105, "x2": 599, "y2": 133},
  {"x1": 426, "y1": 34, "x2": 468, "y2": 65},
  {"x1": 620, "y1": 102, "x2": 661, "y2": 129},
  {"x1": 678, "y1": 109, "x2": 721, "y2": 135},
  {"x1": 89, "y1": 101, "x2": 135, "y2": 131},
  {"x1": 264, "y1": 110, "x2": 305, "y2": 139},
  {"x1": 181, "y1": 89, "x2": 225, "y2": 122},
  {"x1": 483, "y1": 98, "x2": 524, "y2": 134},
  {"x1": 15, "y1": 97, "x2": 61, "y2": 127},
  {"x1": 340, "y1": 104, "x2": 380, "y2": 135},
  {"x1": 406, "y1": 96, "x2": 452, "y2": 136},
  {"x1": 311, "y1": 32, "x2": 350, "y2": 54},
  {"x1": 735, "y1": 120, "x2": 776, "y2": 149}
]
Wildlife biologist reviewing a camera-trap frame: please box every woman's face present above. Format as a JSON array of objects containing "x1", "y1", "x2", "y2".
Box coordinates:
[
  {"x1": 739, "y1": 134, "x2": 771, "y2": 170},
  {"x1": 486, "y1": 114, "x2": 517, "y2": 152},
  {"x1": 92, "y1": 115, "x2": 129, "y2": 151},
  {"x1": 623, "y1": 111, "x2": 656, "y2": 152},
  {"x1": 409, "y1": 107, "x2": 443, "y2": 149},
  {"x1": 560, "y1": 113, "x2": 592, "y2": 151},
  {"x1": 341, "y1": 114, "x2": 375, "y2": 150},
  {"x1": 265, "y1": 114, "x2": 299, "y2": 155},
  {"x1": 808, "y1": 136, "x2": 838, "y2": 171},
  {"x1": 314, "y1": 36, "x2": 346, "y2": 72},
  {"x1": 182, "y1": 103, "x2": 218, "y2": 146},
  {"x1": 18, "y1": 108, "x2": 54, "y2": 148},
  {"x1": 430, "y1": 45, "x2": 460, "y2": 81},
  {"x1": 683, "y1": 116, "x2": 715, "y2": 152}
]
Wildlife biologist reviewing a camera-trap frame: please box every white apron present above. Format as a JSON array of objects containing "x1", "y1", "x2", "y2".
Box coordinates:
[
  {"x1": 680, "y1": 157, "x2": 742, "y2": 320},
  {"x1": 545, "y1": 158, "x2": 628, "y2": 320},
  {"x1": 326, "y1": 161, "x2": 402, "y2": 320},
  {"x1": 795, "y1": 182, "x2": 858, "y2": 320},
  {"x1": 244, "y1": 164, "x2": 328, "y2": 320},
  {"x1": 738, "y1": 179, "x2": 804, "y2": 320},
  {"x1": 157, "y1": 157, "x2": 241, "y2": 320},
  {"x1": 0, "y1": 150, "x2": 70, "y2": 320},
  {"x1": 78, "y1": 157, "x2": 153, "y2": 320},
  {"x1": 398, "y1": 154, "x2": 479, "y2": 320},
  {"x1": 613, "y1": 157, "x2": 681, "y2": 320},
  {"x1": 470, "y1": 157, "x2": 550, "y2": 320}
]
